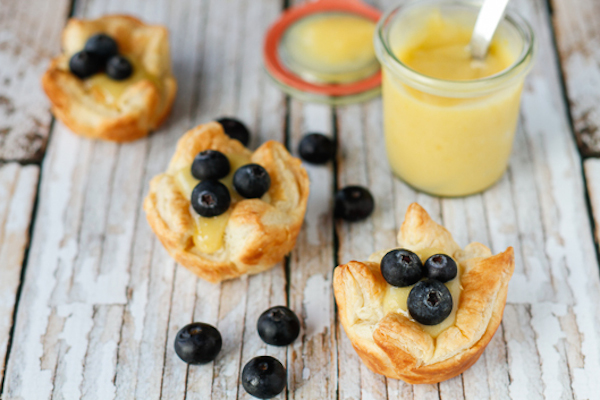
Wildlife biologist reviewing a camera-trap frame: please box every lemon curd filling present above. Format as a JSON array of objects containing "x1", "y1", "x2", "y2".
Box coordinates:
[
  {"x1": 281, "y1": 13, "x2": 378, "y2": 83},
  {"x1": 85, "y1": 58, "x2": 158, "y2": 106},
  {"x1": 174, "y1": 153, "x2": 251, "y2": 254},
  {"x1": 380, "y1": 9, "x2": 526, "y2": 196},
  {"x1": 382, "y1": 248, "x2": 461, "y2": 338}
]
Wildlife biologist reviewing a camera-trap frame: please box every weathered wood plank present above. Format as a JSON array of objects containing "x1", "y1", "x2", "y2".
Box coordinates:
[
  {"x1": 0, "y1": 163, "x2": 39, "y2": 385},
  {"x1": 550, "y1": 0, "x2": 600, "y2": 156},
  {"x1": 3, "y1": 0, "x2": 288, "y2": 398},
  {"x1": 0, "y1": 0, "x2": 71, "y2": 161},
  {"x1": 584, "y1": 159, "x2": 600, "y2": 246},
  {"x1": 288, "y1": 101, "x2": 337, "y2": 400}
]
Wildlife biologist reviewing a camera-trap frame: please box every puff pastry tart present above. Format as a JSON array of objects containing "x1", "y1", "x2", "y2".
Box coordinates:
[
  {"x1": 42, "y1": 15, "x2": 177, "y2": 142},
  {"x1": 333, "y1": 203, "x2": 514, "y2": 384},
  {"x1": 144, "y1": 122, "x2": 309, "y2": 283}
]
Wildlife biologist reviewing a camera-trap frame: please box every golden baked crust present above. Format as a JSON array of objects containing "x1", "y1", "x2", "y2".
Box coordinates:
[
  {"x1": 333, "y1": 203, "x2": 515, "y2": 384},
  {"x1": 144, "y1": 122, "x2": 310, "y2": 283},
  {"x1": 42, "y1": 15, "x2": 177, "y2": 142}
]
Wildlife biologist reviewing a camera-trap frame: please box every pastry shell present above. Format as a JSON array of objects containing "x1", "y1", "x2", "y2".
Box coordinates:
[
  {"x1": 42, "y1": 15, "x2": 177, "y2": 142},
  {"x1": 333, "y1": 203, "x2": 515, "y2": 384},
  {"x1": 144, "y1": 122, "x2": 310, "y2": 283}
]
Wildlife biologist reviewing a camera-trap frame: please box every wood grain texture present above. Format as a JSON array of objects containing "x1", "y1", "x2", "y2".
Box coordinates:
[
  {"x1": 2, "y1": 0, "x2": 288, "y2": 398},
  {"x1": 331, "y1": 0, "x2": 600, "y2": 399},
  {"x1": 3, "y1": 0, "x2": 600, "y2": 398},
  {"x1": 551, "y1": 0, "x2": 600, "y2": 156},
  {"x1": 0, "y1": 163, "x2": 39, "y2": 386},
  {"x1": 0, "y1": 0, "x2": 71, "y2": 161}
]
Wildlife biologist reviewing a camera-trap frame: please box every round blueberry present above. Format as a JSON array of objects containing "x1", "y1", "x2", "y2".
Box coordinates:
[
  {"x1": 242, "y1": 356, "x2": 287, "y2": 399},
  {"x1": 191, "y1": 180, "x2": 231, "y2": 217},
  {"x1": 257, "y1": 306, "x2": 300, "y2": 346},
  {"x1": 69, "y1": 51, "x2": 102, "y2": 79},
  {"x1": 424, "y1": 254, "x2": 457, "y2": 283},
  {"x1": 407, "y1": 279, "x2": 453, "y2": 325},
  {"x1": 380, "y1": 249, "x2": 424, "y2": 287},
  {"x1": 217, "y1": 117, "x2": 250, "y2": 146},
  {"x1": 298, "y1": 133, "x2": 335, "y2": 164},
  {"x1": 233, "y1": 164, "x2": 271, "y2": 199},
  {"x1": 334, "y1": 186, "x2": 374, "y2": 222},
  {"x1": 191, "y1": 150, "x2": 231, "y2": 181},
  {"x1": 84, "y1": 33, "x2": 118, "y2": 62},
  {"x1": 174, "y1": 322, "x2": 222, "y2": 364},
  {"x1": 106, "y1": 55, "x2": 133, "y2": 80}
]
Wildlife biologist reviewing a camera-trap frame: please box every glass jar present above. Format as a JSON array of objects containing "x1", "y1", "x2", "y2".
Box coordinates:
[{"x1": 374, "y1": 0, "x2": 535, "y2": 197}]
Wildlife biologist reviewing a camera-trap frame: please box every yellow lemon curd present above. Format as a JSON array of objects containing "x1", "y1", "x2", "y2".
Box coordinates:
[
  {"x1": 85, "y1": 58, "x2": 159, "y2": 107},
  {"x1": 382, "y1": 248, "x2": 461, "y2": 338},
  {"x1": 382, "y1": 12, "x2": 523, "y2": 196},
  {"x1": 282, "y1": 13, "x2": 378, "y2": 83},
  {"x1": 174, "y1": 153, "x2": 250, "y2": 254}
]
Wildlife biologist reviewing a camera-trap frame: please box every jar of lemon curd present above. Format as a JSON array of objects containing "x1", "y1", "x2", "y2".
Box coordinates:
[{"x1": 374, "y1": 0, "x2": 534, "y2": 196}]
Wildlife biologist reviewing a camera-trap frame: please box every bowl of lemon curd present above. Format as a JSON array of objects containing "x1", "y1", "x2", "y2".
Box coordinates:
[{"x1": 374, "y1": 0, "x2": 534, "y2": 197}]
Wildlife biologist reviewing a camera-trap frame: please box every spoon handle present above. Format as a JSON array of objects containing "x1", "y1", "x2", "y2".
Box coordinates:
[{"x1": 470, "y1": 0, "x2": 510, "y2": 60}]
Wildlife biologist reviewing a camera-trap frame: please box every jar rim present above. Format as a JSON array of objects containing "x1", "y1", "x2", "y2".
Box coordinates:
[{"x1": 374, "y1": 0, "x2": 536, "y2": 97}]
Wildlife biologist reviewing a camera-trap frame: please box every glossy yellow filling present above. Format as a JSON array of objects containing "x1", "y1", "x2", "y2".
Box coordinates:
[
  {"x1": 382, "y1": 11, "x2": 522, "y2": 196},
  {"x1": 174, "y1": 153, "x2": 251, "y2": 254},
  {"x1": 85, "y1": 58, "x2": 159, "y2": 106},
  {"x1": 382, "y1": 248, "x2": 461, "y2": 338},
  {"x1": 282, "y1": 13, "x2": 378, "y2": 83}
]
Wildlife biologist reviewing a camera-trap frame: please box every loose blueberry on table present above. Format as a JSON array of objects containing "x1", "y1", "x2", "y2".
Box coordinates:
[
  {"x1": 242, "y1": 356, "x2": 287, "y2": 399},
  {"x1": 407, "y1": 279, "x2": 453, "y2": 325},
  {"x1": 424, "y1": 254, "x2": 457, "y2": 283},
  {"x1": 106, "y1": 55, "x2": 133, "y2": 80},
  {"x1": 217, "y1": 117, "x2": 251, "y2": 147},
  {"x1": 298, "y1": 133, "x2": 336, "y2": 164},
  {"x1": 257, "y1": 306, "x2": 300, "y2": 346},
  {"x1": 191, "y1": 150, "x2": 231, "y2": 181},
  {"x1": 174, "y1": 322, "x2": 222, "y2": 364},
  {"x1": 334, "y1": 185, "x2": 374, "y2": 222},
  {"x1": 233, "y1": 164, "x2": 271, "y2": 199},
  {"x1": 84, "y1": 33, "x2": 118, "y2": 62},
  {"x1": 380, "y1": 249, "x2": 424, "y2": 287},
  {"x1": 191, "y1": 180, "x2": 231, "y2": 217}
]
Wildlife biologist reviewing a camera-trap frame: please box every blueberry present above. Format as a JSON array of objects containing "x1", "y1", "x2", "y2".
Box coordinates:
[
  {"x1": 298, "y1": 133, "x2": 335, "y2": 164},
  {"x1": 191, "y1": 180, "x2": 231, "y2": 217},
  {"x1": 106, "y1": 55, "x2": 133, "y2": 80},
  {"x1": 174, "y1": 322, "x2": 222, "y2": 364},
  {"x1": 233, "y1": 164, "x2": 271, "y2": 199},
  {"x1": 69, "y1": 51, "x2": 102, "y2": 79},
  {"x1": 191, "y1": 150, "x2": 231, "y2": 181},
  {"x1": 84, "y1": 33, "x2": 118, "y2": 62},
  {"x1": 257, "y1": 306, "x2": 300, "y2": 346},
  {"x1": 424, "y1": 254, "x2": 457, "y2": 283},
  {"x1": 217, "y1": 117, "x2": 250, "y2": 146},
  {"x1": 242, "y1": 356, "x2": 287, "y2": 399},
  {"x1": 380, "y1": 249, "x2": 424, "y2": 287},
  {"x1": 334, "y1": 186, "x2": 374, "y2": 222},
  {"x1": 407, "y1": 279, "x2": 453, "y2": 325}
]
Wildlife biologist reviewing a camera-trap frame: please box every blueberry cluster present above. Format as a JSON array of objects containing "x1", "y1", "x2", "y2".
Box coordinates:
[
  {"x1": 190, "y1": 143, "x2": 271, "y2": 218},
  {"x1": 296, "y1": 132, "x2": 375, "y2": 222},
  {"x1": 175, "y1": 306, "x2": 299, "y2": 399},
  {"x1": 380, "y1": 249, "x2": 457, "y2": 326},
  {"x1": 69, "y1": 34, "x2": 133, "y2": 80}
]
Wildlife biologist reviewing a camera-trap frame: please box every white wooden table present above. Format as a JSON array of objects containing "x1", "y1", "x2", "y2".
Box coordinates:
[{"x1": 1, "y1": 0, "x2": 600, "y2": 398}]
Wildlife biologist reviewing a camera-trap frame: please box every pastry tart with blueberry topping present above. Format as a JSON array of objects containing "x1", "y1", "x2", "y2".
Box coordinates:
[
  {"x1": 333, "y1": 203, "x2": 514, "y2": 384},
  {"x1": 42, "y1": 15, "x2": 177, "y2": 142},
  {"x1": 144, "y1": 122, "x2": 309, "y2": 283}
]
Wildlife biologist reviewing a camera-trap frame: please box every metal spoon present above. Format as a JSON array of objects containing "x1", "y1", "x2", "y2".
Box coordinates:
[{"x1": 469, "y1": 0, "x2": 511, "y2": 60}]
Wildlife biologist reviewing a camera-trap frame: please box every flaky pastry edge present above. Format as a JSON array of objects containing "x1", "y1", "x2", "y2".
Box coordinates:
[
  {"x1": 143, "y1": 122, "x2": 309, "y2": 283},
  {"x1": 333, "y1": 203, "x2": 515, "y2": 384},
  {"x1": 42, "y1": 14, "x2": 177, "y2": 142}
]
